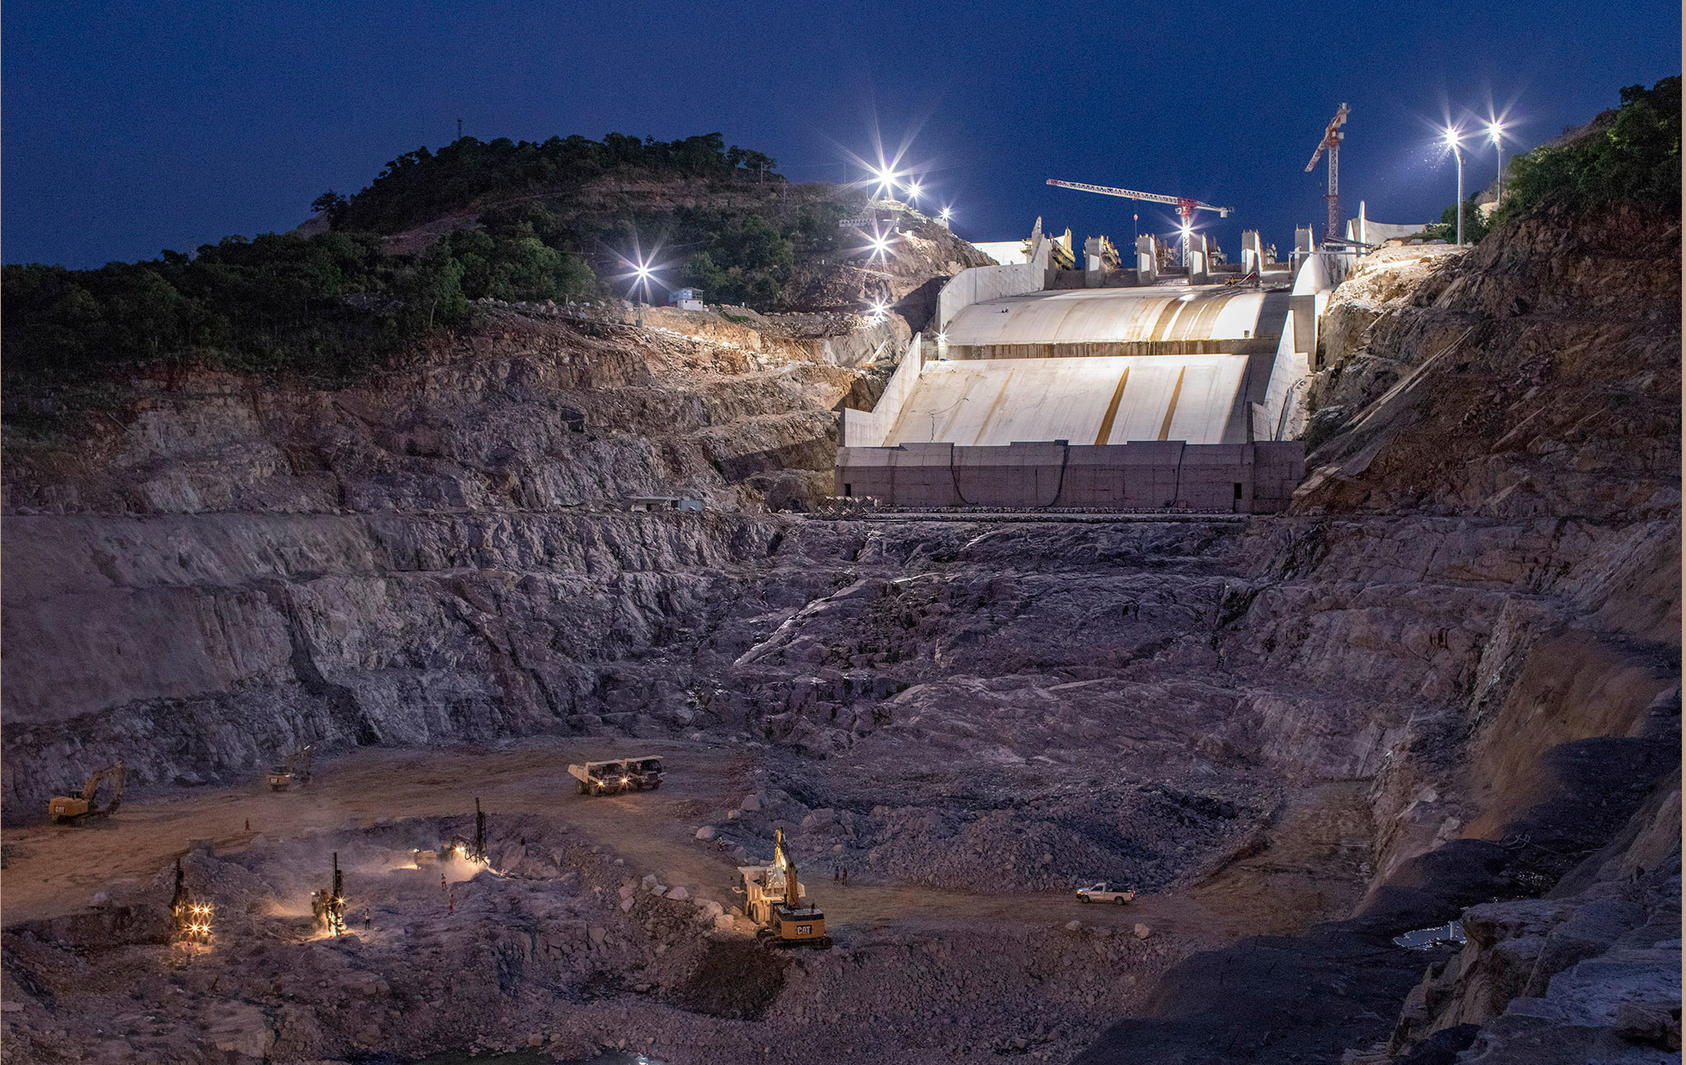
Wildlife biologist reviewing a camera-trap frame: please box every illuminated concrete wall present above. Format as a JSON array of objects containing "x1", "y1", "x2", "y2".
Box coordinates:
[
  {"x1": 880, "y1": 354, "x2": 1269, "y2": 447},
  {"x1": 834, "y1": 440, "x2": 1304, "y2": 513},
  {"x1": 942, "y1": 284, "x2": 1284, "y2": 360},
  {"x1": 938, "y1": 229, "x2": 1054, "y2": 332},
  {"x1": 839, "y1": 334, "x2": 925, "y2": 447},
  {"x1": 1345, "y1": 202, "x2": 1431, "y2": 245}
]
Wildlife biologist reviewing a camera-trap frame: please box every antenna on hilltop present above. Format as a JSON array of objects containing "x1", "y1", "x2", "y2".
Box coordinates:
[{"x1": 457, "y1": 118, "x2": 463, "y2": 141}]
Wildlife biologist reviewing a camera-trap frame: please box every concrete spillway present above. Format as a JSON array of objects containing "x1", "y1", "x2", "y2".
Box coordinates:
[
  {"x1": 945, "y1": 285, "x2": 1287, "y2": 357},
  {"x1": 838, "y1": 250, "x2": 1328, "y2": 511},
  {"x1": 885, "y1": 353, "x2": 1269, "y2": 447}
]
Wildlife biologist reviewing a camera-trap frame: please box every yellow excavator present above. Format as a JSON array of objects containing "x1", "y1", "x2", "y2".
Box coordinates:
[
  {"x1": 48, "y1": 762, "x2": 125, "y2": 824},
  {"x1": 736, "y1": 828, "x2": 830, "y2": 948},
  {"x1": 267, "y1": 745, "x2": 314, "y2": 791}
]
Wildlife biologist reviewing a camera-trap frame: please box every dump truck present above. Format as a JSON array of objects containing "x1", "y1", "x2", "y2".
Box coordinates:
[
  {"x1": 736, "y1": 828, "x2": 830, "y2": 948},
  {"x1": 568, "y1": 760, "x2": 630, "y2": 796},
  {"x1": 266, "y1": 744, "x2": 314, "y2": 791},
  {"x1": 48, "y1": 762, "x2": 125, "y2": 823},
  {"x1": 624, "y1": 755, "x2": 664, "y2": 790}
]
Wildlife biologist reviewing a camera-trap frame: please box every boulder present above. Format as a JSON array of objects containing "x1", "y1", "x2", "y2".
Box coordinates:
[
  {"x1": 1133, "y1": 923, "x2": 1152, "y2": 939},
  {"x1": 695, "y1": 826, "x2": 716, "y2": 842}
]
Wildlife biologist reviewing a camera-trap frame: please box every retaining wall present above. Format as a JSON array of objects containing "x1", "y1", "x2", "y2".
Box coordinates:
[
  {"x1": 839, "y1": 334, "x2": 924, "y2": 447},
  {"x1": 835, "y1": 440, "x2": 1304, "y2": 513},
  {"x1": 936, "y1": 233, "x2": 1053, "y2": 333}
]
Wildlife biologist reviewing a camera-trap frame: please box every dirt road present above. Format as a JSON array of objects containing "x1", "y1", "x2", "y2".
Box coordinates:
[{"x1": 2, "y1": 738, "x2": 1228, "y2": 942}]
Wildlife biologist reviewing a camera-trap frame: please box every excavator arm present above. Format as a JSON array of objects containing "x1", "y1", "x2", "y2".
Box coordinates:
[
  {"x1": 778, "y1": 837, "x2": 801, "y2": 909},
  {"x1": 81, "y1": 763, "x2": 124, "y2": 807},
  {"x1": 52, "y1": 762, "x2": 123, "y2": 821}
]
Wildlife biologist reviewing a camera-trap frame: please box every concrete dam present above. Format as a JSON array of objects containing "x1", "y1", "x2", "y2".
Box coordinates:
[{"x1": 836, "y1": 227, "x2": 1339, "y2": 511}]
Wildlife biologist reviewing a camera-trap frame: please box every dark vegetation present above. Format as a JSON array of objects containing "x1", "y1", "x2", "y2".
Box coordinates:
[
  {"x1": 4, "y1": 233, "x2": 449, "y2": 385},
  {"x1": 1498, "y1": 76, "x2": 1680, "y2": 221},
  {"x1": 332, "y1": 132, "x2": 778, "y2": 233},
  {"x1": 1430, "y1": 197, "x2": 1493, "y2": 245},
  {"x1": 2, "y1": 132, "x2": 858, "y2": 408}
]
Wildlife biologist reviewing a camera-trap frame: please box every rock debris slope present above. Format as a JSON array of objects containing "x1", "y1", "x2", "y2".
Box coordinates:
[{"x1": 1076, "y1": 204, "x2": 1679, "y2": 1065}]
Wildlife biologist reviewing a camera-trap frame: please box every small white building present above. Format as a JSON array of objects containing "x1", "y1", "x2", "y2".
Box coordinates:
[{"x1": 669, "y1": 287, "x2": 705, "y2": 311}]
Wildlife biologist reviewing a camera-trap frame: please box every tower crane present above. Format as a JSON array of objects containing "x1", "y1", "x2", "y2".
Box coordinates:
[
  {"x1": 1305, "y1": 103, "x2": 1350, "y2": 241},
  {"x1": 1046, "y1": 179, "x2": 1232, "y2": 267}
]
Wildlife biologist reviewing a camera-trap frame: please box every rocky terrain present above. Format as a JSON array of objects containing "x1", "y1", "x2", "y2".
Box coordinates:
[
  {"x1": 0, "y1": 797, "x2": 1185, "y2": 1065},
  {"x1": 1, "y1": 194, "x2": 1678, "y2": 1065}
]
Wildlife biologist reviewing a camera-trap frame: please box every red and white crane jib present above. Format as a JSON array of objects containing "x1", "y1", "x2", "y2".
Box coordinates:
[{"x1": 1044, "y1": 179, "x2": 1232, "y2": 222}]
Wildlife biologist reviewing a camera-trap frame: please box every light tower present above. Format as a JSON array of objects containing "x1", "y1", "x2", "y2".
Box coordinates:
[
  {"x1": 1486, "y1": 119, "x2": 1506, "y2": 204},
  {"x1": 1304, "y1": 103, "x2": 1350, "y2": 241},
  {"x1": 1444, "y1": 126, "x2": 1465, "y2": 245}
]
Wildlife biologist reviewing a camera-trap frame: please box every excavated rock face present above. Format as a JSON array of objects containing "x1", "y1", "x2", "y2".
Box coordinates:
[
  {"x1": 3, "y1": 308, "x2": 878, "y2": 518},
  {"x1": 1073, "y1": 205, "x2": 1680, "y2": 1065},
  {"x1": 1302, "y1": 205, "x2": 1681, "y2": 522}
]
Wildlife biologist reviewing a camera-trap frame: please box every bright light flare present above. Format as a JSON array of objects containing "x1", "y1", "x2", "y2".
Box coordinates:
[
  {"x1": 868, "y1": 163, "x2": 902, "y2": 200},
  {"x1": 863, "y1": 225, "x2": 896, "y2": 262},
  {"x1": 1442, "y1": 125, "x2": 1463, "y2": 148},
  {"x1": 865, "y1": 300, "x2": 889, "y2": 322},
  {"x1": 611, "y1": 235, "x2": 671, "y2": 302},
  {"x1": 938, "y1": 206, "x2": 953, "y2": 222},
  {"x1": 1485, "y1": 119, "x2": 1504, "y2": 144},
  {"x1": 903, "y1": 180, "x2": 924, "y2": 204}
]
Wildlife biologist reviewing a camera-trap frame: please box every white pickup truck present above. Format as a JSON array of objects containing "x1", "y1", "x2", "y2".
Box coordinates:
[{"x1": 1075, "y1": 882, "x2": 1137, "y2": 905}]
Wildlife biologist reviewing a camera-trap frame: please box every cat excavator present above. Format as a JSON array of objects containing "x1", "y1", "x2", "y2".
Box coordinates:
[
  {"x1": 48, "y1": 762, "x2": 125, "y2": 823},
  {"x1": 736, "y1": 828, "x2": 830, "y2": 948}
]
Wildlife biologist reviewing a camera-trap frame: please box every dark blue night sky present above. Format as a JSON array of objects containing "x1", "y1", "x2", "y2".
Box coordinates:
[{"x1": 5, "y1": 0, "x2": 1678, "y2": 268}]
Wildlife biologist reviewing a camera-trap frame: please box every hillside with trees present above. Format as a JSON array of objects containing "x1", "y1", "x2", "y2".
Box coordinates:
[{"x1": 1, "y1": 132, "x2": 875, "y2": 409}]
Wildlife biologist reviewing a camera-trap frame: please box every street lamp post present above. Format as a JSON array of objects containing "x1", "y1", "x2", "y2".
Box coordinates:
[
  {"x1": 1444, "y1": 127, "x2": 1464, "y2": 246},
  {"x1": 1487, "y1": 120, "x2": 1505, "y2": 204},
  {"x1": 631, "y1": 259, "x2": 656, "y2": 326}
]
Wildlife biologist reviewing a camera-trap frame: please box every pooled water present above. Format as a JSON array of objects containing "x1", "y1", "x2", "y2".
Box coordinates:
[{"x1": 1392, "y1": 918, "x2": 1466, "y2": 951}]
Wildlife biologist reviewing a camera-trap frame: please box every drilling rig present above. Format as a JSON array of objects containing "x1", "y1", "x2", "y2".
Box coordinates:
[
  {"x1": 445, "y1": 797, "x2": 489, "y2": 863},
  {"x1": 1305, "y1": 103, "x2": 1350, "y2": 241},
  {"x1": 170, "y1": 857, "x2": 214, "y2": 941},
  {"x1": 312, "y1": 851, "x2": 346, "y2": 935}
]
